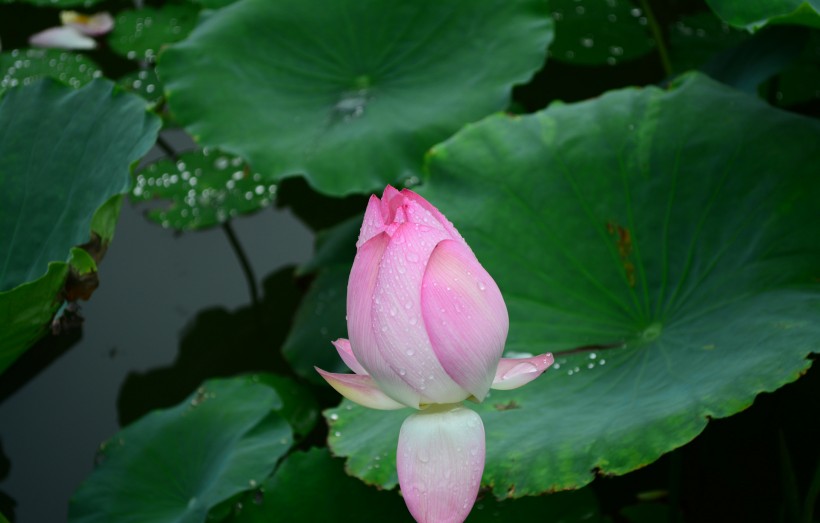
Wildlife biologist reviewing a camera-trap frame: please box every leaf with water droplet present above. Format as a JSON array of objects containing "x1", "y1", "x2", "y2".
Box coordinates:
[
  {"x1": 108, "y1": 4, "x2": 199, "y2": 63},
  {"x1": 131, "y1": 148, "x2": 276, "y2": 231},
  {"x1": 549, "y1": 0, "x2": 654, "y2": 65},
  {"x1": 117, "y1": 67, "x2": 164, "y2": 106},
  {"x1": 0, "y1": 48, "x2": 101, "y2": 96},
  {"x1": 157, "y1": 0, "x2": 554, "y2": 196}
]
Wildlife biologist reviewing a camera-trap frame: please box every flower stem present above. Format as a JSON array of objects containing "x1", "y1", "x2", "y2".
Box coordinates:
[
  {"x1": 222, "y1": 221, "x2": 260, "y2": 309},
  {"x1": 639, "y1": 0, "x2": 672, "y2": 76}
]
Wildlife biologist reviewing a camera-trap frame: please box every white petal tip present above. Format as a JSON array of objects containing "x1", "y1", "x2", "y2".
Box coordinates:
[{"x1": 29, "y1": 26, "x2": 97, "y2": 50}]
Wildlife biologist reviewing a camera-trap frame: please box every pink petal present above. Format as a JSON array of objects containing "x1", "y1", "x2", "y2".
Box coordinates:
[
  {"x1": 61, "y1": 11, "x2": 114, "y2": 36},
  {"x1": 397, "y1": 405, "x2": 485, "y2": 523},
  {"x1": 371, "y1": 224, "x2": 469, "y2": 405},
  {"x1": 347, "y1": 233, "x2": 420, "y2": 408},
  {"x1": 357, "y1": 195, "x2": 386, "y2": 247},
  {"x1": 421, "y1": 240, "x2": 508, "y2": 401},
  {"x1": 332, "y1": 338, "x2": 367, "y2": 375},
  {"x1": 401, "y1": 189, "x2": 465, "y2": 243},
  {"x1": 491, "y1": 353, "x2": 554, "y2": 390},
  {"x1": 380, "y1": 185, "x2": 403, "y2": 221},
  {"x1": 29, "y1": 26, "x2": 96, "y2": 50},
  {"x1": 315, "y1": 368, "x2": 406, "y2": 410}
]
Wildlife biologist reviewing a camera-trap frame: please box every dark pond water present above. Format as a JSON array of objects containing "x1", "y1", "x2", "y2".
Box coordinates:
[{"x1": 0, "y1": 140, "x2": 314, "y2": 521}]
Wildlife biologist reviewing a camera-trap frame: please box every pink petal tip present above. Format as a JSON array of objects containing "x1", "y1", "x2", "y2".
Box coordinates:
[{"x1": 490, "y1": 353, "x2": 554, "y2": 391}]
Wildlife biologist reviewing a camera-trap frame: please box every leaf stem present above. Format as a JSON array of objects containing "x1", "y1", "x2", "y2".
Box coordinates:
[
  {"x1": 639, "y1": 0, "x2": 672, "y2": 76},
  {"x1": 155, "y1": 134, "x2": 177, "y2": 159},
  {"x1": 154, "y1": 134, "x2": 261, "y2": 309},
  {"x1": 222, "y1": 221, "x2": 260, "y2": 309}
]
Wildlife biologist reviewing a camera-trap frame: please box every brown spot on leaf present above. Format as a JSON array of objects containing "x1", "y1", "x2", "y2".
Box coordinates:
[
  {"x1": 493, "y1": 400, "x2": 520, "y2": 411},
  {"x1": 506, "y1": 484, "x2": 516, "y2": 498},
  {"x1": 607, "y1": 221, "x2": 636, "y2": 287}
]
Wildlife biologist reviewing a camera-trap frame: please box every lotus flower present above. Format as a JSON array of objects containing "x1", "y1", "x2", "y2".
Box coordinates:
[
  {"x1": 316, "y1": 186, "x2": 553, "y2": 523},
  {"x1": 29, "y1": 11, "x2": 114, "y2": 50}
]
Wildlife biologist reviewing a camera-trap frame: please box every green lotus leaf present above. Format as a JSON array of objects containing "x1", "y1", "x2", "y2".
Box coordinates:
[
  {"x1": 0, "y1": 79, "x2": 160, "y2": 373},
  {"x1": 158, "y1": 0, "x2": 554, "y2": 196},
  {"x1": 109, "y1": 4, "x2": 200, "y2": 62},
  {"x1": 0, "y1": 48, "x2": 101, "y2": 96},
  {"x1": 131, "y1": 148, "x2": 276, "y2": 230},
  {"x1": 705, "y1": 0, "x2": 820, "y2": 30},
  {"x1": 326, "y1": 73, "x2": 820, "y2": 497},
  {"x1": 69, "y1": 375, "x2": 294, "y2": 523},
  {"x1": 549, "y1": 0, "x2": 654, "y2": 65}
]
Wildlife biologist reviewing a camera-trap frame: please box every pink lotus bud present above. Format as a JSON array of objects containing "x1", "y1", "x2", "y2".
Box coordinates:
[
  {"x1": 343, "y1": 185, "x2": 510, "y2": 408},
  {"x1": 317, "y1": 186, "x2": 553, "y2": 523}
]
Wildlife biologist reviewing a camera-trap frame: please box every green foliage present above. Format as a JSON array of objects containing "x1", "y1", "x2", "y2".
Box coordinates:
[
  {"x1": 706, "y1": 0, "x2": 820, "y2": 30},
  {"x1": 0, "y1": 79, "x2": 160, "y2": 373},
  {"x1": 69, "y1": 375, "x2": 296, "y2": 523},
  {"x1": 158, "y1": 0, "x2": 554, "y2": 196},
  {"x1": 109, "y1": 4, "x2": 200, "y2": 62},
  {"x1": 327, "y1": 73, "x2": 820, "y2": 497},
  {"x1": 0, "y1": 0, "x2": 103, "y2": 6},
  {"x1": 0, "y1": 48, "x2": 101, "y2": 96}
]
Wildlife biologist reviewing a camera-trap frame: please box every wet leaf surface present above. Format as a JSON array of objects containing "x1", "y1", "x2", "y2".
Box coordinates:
[
  {"x1": 158, "y1": 0, "x2": 554, "y2": 196},
  {"x1": 326, "y1": 73, "x2": 820, "y2": 497}
]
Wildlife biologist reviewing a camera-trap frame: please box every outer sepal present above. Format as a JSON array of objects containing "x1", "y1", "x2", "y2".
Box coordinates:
[
  {"x1": 490, "y1": 353, "x2": 554, "y2": 390},
  {"x1": 315, "y1": 368, "x2": 407, "y2": 410}
]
